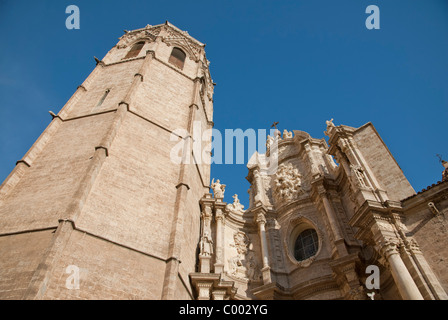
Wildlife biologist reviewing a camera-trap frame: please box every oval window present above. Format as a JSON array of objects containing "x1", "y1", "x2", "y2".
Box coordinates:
[{"x1": 294, "y1": 229, "x2": 319, "y2": 261}]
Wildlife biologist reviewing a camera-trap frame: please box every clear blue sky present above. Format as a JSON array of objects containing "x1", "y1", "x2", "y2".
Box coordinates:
[{"x1": 0, "y1": 1, "x2": 447, "y2": 208}]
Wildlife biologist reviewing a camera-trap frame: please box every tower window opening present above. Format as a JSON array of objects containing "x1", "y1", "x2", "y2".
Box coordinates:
[
  {"x1": 124, "y1": 41, "x2": 145, "y2": 59},
  {"x1": 92, "y1": 89, "x2": 110, "y2": 112},
  {"x1": 168, "y1": 47, "x2": 186, "y2": 70}
]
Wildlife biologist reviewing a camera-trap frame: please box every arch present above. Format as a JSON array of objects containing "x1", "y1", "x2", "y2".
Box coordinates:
[
  {"x1": 123, "y1": 41, "x2": 145, "y2": 59},
  {"x1": 168, "y1": 47, "x2": 186, "y2": 69}
]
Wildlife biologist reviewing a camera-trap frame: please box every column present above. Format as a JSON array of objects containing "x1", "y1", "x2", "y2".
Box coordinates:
[
  {"x1": 380, "y1": 239, "x2": 424, "y2": 300},
  {"x1": 256, "y1": 211, "x2": 272, "y2": 284},
  {"x1": 318, "y1": 186, "x2": 347, "y2": 257},
  {"x1": 214, "y1": 207, "x2": 225, "y2": 274},
  {"x1": 407, "y1": 238, "x2": 448, "y2": 300}
]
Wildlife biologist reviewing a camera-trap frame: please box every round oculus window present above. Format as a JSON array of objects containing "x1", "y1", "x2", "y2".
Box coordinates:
[{"x1": 293, "y1": 228, "x2": 319, "y2": 262}]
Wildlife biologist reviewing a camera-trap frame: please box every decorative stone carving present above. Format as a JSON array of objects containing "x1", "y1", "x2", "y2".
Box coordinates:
[
  {"x1": 350, "y1": 164, "x2": 370, "y2": 189},
  {"x1": 266, "y1": 135, "x2": 274, "y2": 151},
  {"x1": 272, "y1": 163, "x2": 303, "y2": 204},
  {"x1": 162, "y1": 25, "x2": 202, "y2": 61},
  {"x1": 347, "y1": 285, "x2": 367, "y2": 300},
  {"x1": 117, "y1": 27, "x2": 160, "y2": 49},
  {"x1": 275, "y1": 129, "x2": 282, "y2": 140},
  {"x1": 226, "y1": 194, "x2": 245, "y2": 213},
  {"x1": 283, "y1": 129, "x2": 293, "y2": 139},
  {"x1": 278, "y1": 146, "x2": 287, "y2": 155},
  {"x1": 211, "y1": 178, "x2": 225, "y2": 199},
  {"x1": 324, "y1": 118, "x2": 335, "y2": 136},
  {"x1": 378, "y1": 238, "x2": 400, "y2": 259},
  {"x1": 403, "y1": 237, "x2": 421, "y2": 254},
  {"x1": 199, "y1": 231, "x2": 214, "y2": 256},
  {"x1": 227, "y1": 232, "x2": 262, "y2": 281}
]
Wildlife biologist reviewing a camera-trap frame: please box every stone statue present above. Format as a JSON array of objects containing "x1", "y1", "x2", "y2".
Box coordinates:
[
  {"x1": 324, "y1": 118, "x2": 335, "y2": 136},
  {"x1": 211, "y1": 178, "x2": 226, "y2": 198},
  {"x1": 283, "y1": 129, "x2": 293, "y2": 139},
  {"x1": 350, "y1": 164, "x2": 369, "y2": 189},
  {"x1": 275, "y1": 129, "x2": 282, "y2": 140},
  {"x1": 200, "y1": 231, "x2": 213, "y2": 256},
  {"x1": 266, "y1": 135, "x2": 274, "y2": 148},
  {"x1": 227, "y1": 194, "x2": 244, "y2": 212}
]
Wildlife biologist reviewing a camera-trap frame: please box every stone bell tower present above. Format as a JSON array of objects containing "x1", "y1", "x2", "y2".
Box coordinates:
[{"x1": 0, "y1": 22, "x2": 214, "y2": 299}]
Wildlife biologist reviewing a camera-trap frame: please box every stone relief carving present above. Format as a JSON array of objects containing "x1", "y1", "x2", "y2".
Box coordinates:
[
  {"x1": 273, "y1": 163, "x2": 303, "y2": 204},
  {"x1": 227, "y1": 232, "x2": 262, "y2": 281}
]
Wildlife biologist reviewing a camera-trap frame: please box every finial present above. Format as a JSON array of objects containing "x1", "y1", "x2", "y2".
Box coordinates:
[
  {"x1": 437, "y1": 154, "x2": 448, "y2": 181},
  {"x1": 324, "y1": 118, "x2": 335, "y2": 136},
  {"x1": 49, "y1": 111, "x2": 57, "y2": 119},
  {"x1": 211, "y1": 178, "x2": 226, "y2": 199}
]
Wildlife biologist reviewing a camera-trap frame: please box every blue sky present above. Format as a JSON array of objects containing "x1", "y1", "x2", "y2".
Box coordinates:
[{"x1": 0, "y1": 0, "x2": 447, "y2": 208}]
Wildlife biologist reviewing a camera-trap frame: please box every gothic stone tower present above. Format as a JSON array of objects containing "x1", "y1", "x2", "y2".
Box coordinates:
[{"x1": 0, "y1": 22, "x2": 214, "y2": 299}]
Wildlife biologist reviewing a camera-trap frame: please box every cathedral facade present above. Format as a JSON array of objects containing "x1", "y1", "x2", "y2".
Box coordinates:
[{"x1": 0, "y1": 23, "x2": 447, "y2": 300}]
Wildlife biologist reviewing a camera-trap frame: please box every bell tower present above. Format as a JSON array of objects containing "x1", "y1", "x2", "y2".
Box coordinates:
[{"x1": 0, "y1": 22, "x2": 214, "y2": 299}]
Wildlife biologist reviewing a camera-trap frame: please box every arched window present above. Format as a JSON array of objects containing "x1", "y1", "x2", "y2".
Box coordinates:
[
  {"x1": 294, "y1": 229, "x2": 319, "y2": 261},
  {"x1": 124, "y1": 41, "x2": 145, "y2": 59},
  {"x1": 168, "y1": 47, "x2": 186, "y2": 69}
]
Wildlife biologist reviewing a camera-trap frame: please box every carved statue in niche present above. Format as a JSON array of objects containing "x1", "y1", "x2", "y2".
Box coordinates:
[
  {"x1": 350, "y1": 164, "x2": 369, "y2": 189},
  {"x1": 273, "y1": 163, "x2": 303, "y2": 204},
  {"x1": 199, "y1": 230, "x2": 213, "y2": 256},
  {"x1": 227, "y1": 231, "x2": 261, "y2": 281},
  {"x1": 211, "y1": 178, "x2": 226, "y2": 198}
]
